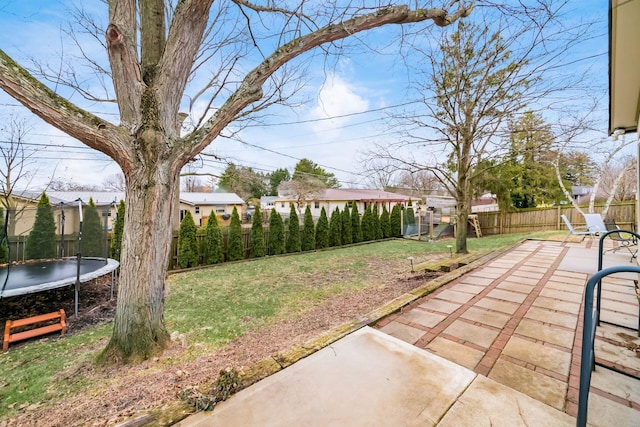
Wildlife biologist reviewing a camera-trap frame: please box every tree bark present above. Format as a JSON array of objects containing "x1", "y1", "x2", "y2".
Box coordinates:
[{"x1": 103, "y1": 146, "x2": 178, "y2": 360}]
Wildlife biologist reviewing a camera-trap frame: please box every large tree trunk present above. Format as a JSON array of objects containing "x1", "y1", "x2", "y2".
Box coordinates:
[{"x1": 103, "y1": 148, "x2": 178, "y2": 361}]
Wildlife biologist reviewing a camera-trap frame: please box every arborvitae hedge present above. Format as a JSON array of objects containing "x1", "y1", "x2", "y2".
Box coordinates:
[
  {"x1": 373, "y1": 204, "x2": 383, "y2": 240},
  {"x1": 341, "y1": 203, "x2": 352, "y2": 245},
  {"x1": 390, "y1": 204, "x2": 402, "y2": 237},
  {"x1": 315, "y1": 207, "x2": 329, "y2": 249},
  {"x1": 178, "y1": 210, "x2": 199, "y2": 268},
  {"x1": 249, "y1": 206, "x2": 266, "y2": 258},
  {"x1": 286, "y1": 204, "x2": 301, "y2": 253},
  {"x1": 351, "y1": 203, "x2": 362, "y2": 243},
  {"x1": 82, "y1": 198, "x2": 104, "y2": 257},
  {"x1": 361, "y1": 205, "x2": 375, "y2": 242},
  {"x1": 268, "y1": 209, "x2": 285, "y2": 255},
  {"x1": 25, "y1": 192, "x2": 56, "y2": 260},
  {"x1": 227, "y1": 206, "x2": 244, "y2": 261},
  {"x1": 302, "y1": 205, "x2": 315, "y2": 251},
  {"x1": 110, "y1": 200, "x2": 125, "y2": 260},
  {"x1": 380, "y1": 205, "x2": 391, "y2": 238},
  {"x1": 329, "y1": 207, "x2": 342, "y2": 247},
  {"x1": 205, "y1": 212, "x2": 224, "y2": 264}
]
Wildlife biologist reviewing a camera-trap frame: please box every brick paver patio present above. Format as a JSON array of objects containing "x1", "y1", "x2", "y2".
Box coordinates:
[{"x1": 376, "y1": 239, "x2": 640, "y2": 426}]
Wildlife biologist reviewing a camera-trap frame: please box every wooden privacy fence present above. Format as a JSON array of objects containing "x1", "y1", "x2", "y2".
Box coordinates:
[{"x1": 475, "y1": 202, "x2": 637, "y2": 236}]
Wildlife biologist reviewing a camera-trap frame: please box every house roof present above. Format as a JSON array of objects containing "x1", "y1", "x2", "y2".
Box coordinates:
[
  {"x1": 9, "y1": 191, "x2": 245, "y2": 207},
  {"x1": 179, "y1": 192, "x2": 244, "y2": 206},
  {"x1": 277, "y1": 188, "x2": 412, "y2": 203},
  {"x1": 46, "y1": 191, "x2": 125, "y2": 206},
  {"x1": 609, "y1": 0, "x2": 640, "y2": 135}
]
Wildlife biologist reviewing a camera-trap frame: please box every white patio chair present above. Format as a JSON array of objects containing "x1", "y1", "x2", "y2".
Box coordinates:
[
  {"x1": 584, "y1": 214, "x2": 607, "y2": 235},
  {"x1": 561, "y1": 214, "x2": 594, "y2": 243}
]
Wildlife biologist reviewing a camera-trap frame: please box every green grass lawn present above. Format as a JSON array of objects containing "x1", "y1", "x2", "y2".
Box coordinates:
[{"x1": 0, "y1": 231, "x2": 558, "y2": 420}]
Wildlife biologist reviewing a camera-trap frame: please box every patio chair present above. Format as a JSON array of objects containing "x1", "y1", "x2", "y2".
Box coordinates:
[
  {"x1": 583, "y1": 213, "x2": 607, "y2": 236},
  {"x1": 561, "y1": 214, "x2": 594, "y2": 243},
  {"x1": 603, "y1": 217, "x2": 637, "y2": 260}
]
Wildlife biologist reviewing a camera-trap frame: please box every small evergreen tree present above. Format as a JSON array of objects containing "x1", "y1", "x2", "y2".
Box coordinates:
[
  {"x1": 329, "y1": 207, "x2": 342, "y2": 247},
  {"x1": 205, "y1": 213, "x2": 224, "y2": 264},
  {"x1": 341, "y1": 203, "x2": 352, "y2": 245},
  {"x1": 406, "y1": 200, "x2": 416, "y2": 225},
  {"x1": 268, "y1": 209, "x2": 285, "y2": 255},
  {"x1": 177, "y1": 210, "x2": 199, "y2": 268},
  {"x1": 361, "y1": 205, "x2": 375, "y2": 241},
  {"x1": 380, "y1": 205, "x2": 391, "y2": 238},
  {"x1": 285, "y1": 204, "x2": 301, "y2": 253},
  {"x1": 26, "y1": 192, "x2": 56, "y2": 260},
  {"x1": 315, "y1": 207, "x2": 329, "y2": 249},
  {"x1": 227, "y1": 206, "x2": 244, "y2": 261},
  {"x1": 110, "y1": 200, "x2": 125, "y2": 260},
  {"x1": 249, "y1": 206, "x2": 266, "y2": 258},
  {"x1": 373, "y1": 204, "x2": 383, "y2": 240},
  {"x1": 302, "y1": 205, "x2": 315, "y2": 251},
  {"x1": 82, "y1": 198, "x2": 104, "y2": 257},
  {"x1": 390, "y1": 204, "x2": 402, "y2": 237},
  {"x1": 351, "y1": 202, "x2": 362, "y2": 243},
  {"x1": 0, "y1": 207, "x2": 7, "y2": 263}
]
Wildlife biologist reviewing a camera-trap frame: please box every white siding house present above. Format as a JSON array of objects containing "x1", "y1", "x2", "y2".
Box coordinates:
[{"x1": 273, "y1": 188, "x2": 413, "y2": 218}]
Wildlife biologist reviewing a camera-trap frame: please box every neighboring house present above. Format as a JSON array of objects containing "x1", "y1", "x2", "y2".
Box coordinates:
[
  {"x1": 260, "y1": 196, "x2": 278, "y2": 211},
  {"x1": 273, "y1": 188, "x2": 412, "y2": 218},
  {"x1": 1, "y1": 191, "x2": 68, "y2": 237},
  {"x1": 571, "y1": 185, "x2": 592, "y2": 203},
  {"x1": 471, "y1": 193, "x2": 499, "y2": 213},
  {"x1": 2, "y1": 190, "x2": 245, "y2": 239},
  {"x1": 179, "y1": 192, "x2": 245, "y2": 227}
]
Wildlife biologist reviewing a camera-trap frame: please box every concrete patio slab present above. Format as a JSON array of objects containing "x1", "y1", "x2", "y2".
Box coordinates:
[
  {"x1": 438, "y1": 375, "x2": 574, "y2": 427},
  {"x1": 401, "y1": 307, "x2": 447, "y2": 328},
  {"x1": 487, "y1": 288, "x2": 528, "y2": 304},
  {"x1": 515, "y1": 318, "x2": 575, "y2": 348},
  {"x1": 177, "y1": 327, "x2": 477, "y2": 427},
  {"x1": 475, "y1": 297, "x2": 520, "y2": 314},
  {"x1": 524, "y1": 306, "x2": 578, "y2": 329},
  {"x1": 425, "y1": 336, "x2": 484, "y2": 370},
  {"x1": 532, "y1": 295, "x2": 580, "y2": 313},
  {"x1": 378, "y1": 321, "x2": 425, "y2": 344},
  {"x1": 488, "y1": 359, "x2": 567, "y2": 410},
  {"x1": 502, "y1": 336, "x2": 571, "y2": 376},
  {"x1": 586, "y1": 393, "x2": 640, "y2": 427},
  {"x1": 496, "y1": 280, "x2": 535, "y2": 293},
  {"x1": 591, "y1": 367, "x2": 640, "y2": 404},
  {"x1": 418, "y1": 298, "x2": 461, "y2": 314},
  {"x1": 435, "y1": 289, "x2": 475, "y2": 304},
  {"x1": 460, "y1": 306, "x2": 511, "y2": 329},
  {"x1": 443, "y1": 320, "x2": 499, "y2": 349}
]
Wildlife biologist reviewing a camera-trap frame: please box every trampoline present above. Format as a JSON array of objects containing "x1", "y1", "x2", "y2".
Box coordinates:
[
  {"x1": 0, "y1": 257, "x2": 119, "y2": 298},
  {"x1": 0, "y1": 257, "x2": 119, "y2": 318}
]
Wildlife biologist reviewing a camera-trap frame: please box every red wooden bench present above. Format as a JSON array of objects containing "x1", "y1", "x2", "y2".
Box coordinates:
[{"x1": 3, "y1": 309, "x2": 67, "y2": 351}]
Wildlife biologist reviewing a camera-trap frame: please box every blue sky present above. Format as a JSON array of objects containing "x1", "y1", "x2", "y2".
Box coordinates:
[{"x1": 0, "y1": 1, "x2": 610, "y2": 191}]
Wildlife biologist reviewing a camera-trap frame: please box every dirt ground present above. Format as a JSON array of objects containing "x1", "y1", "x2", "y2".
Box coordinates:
[{"x1": 1, "y1": 268, "x2": 441, "y2": 427}]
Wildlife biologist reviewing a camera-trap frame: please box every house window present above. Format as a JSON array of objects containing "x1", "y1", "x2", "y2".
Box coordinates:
[
  {"x1": 347, "y1": 201, "x2": 353, "y2": 208},
  {"x1": 314, "y1": 201, "x2": 320, "y2": 209},
  {"x1": 179, "y1": 209, "x2": 186, "y2": 221},
  {"x1": 281, "y1": 202, "x2": 285, "y2": 208},
  {"x1": 195, "y1": 206, "x2": 200, "y2": 214},
  {"x1": 215, "y1": 206, "x2": 225, "y2": 213}
]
